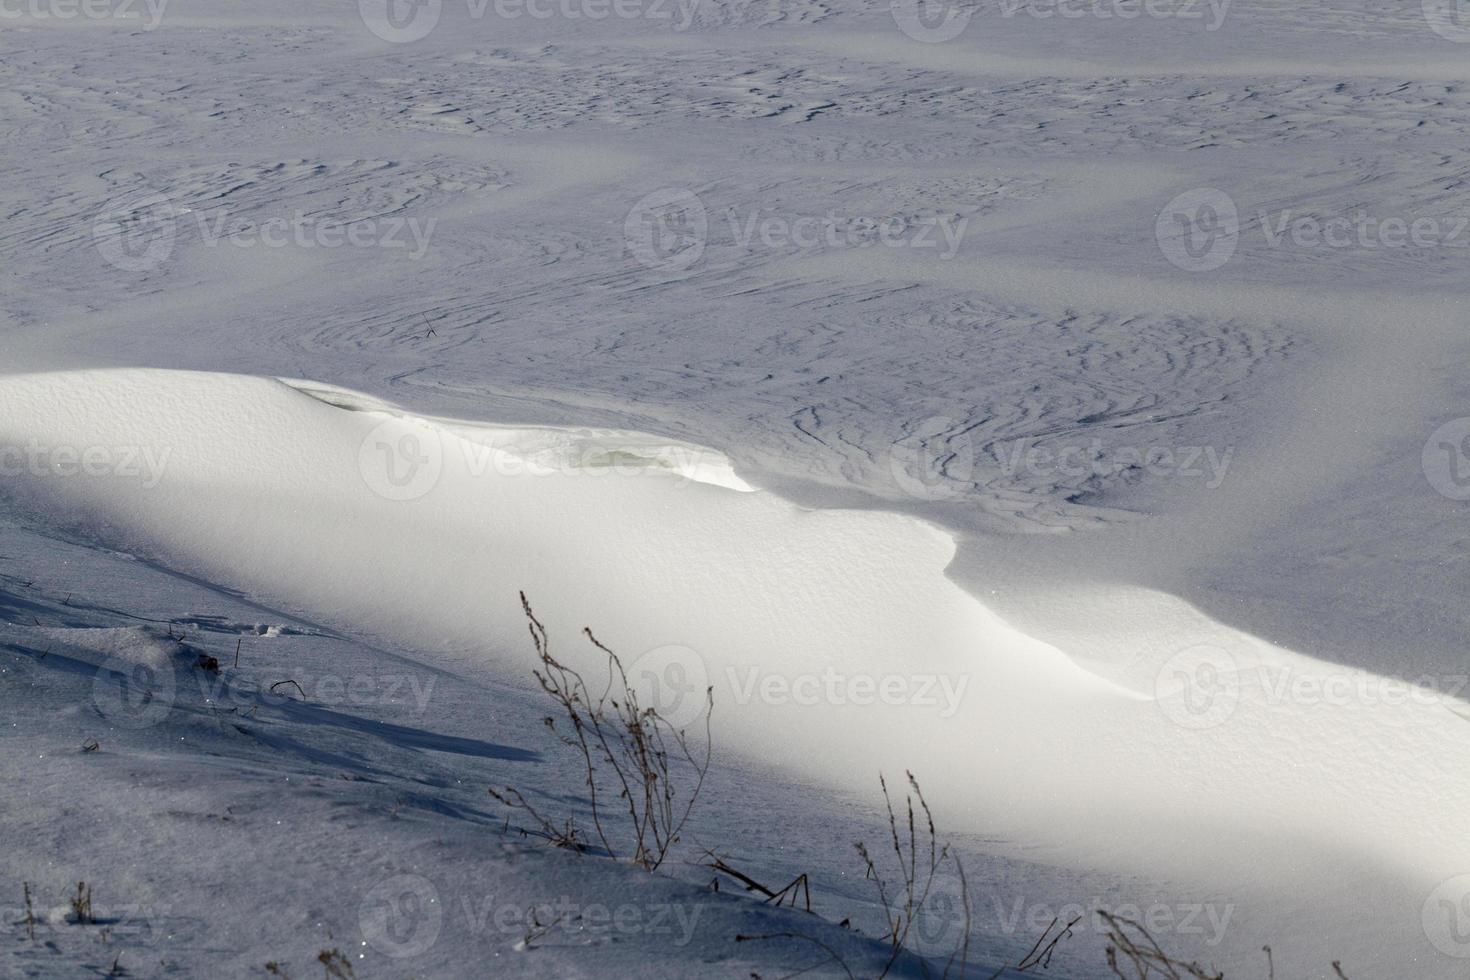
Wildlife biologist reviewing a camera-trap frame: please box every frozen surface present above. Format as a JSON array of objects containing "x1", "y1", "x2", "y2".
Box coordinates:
[{"x1": 4, "y1": 0, "x2": 1470, "y2": 977}]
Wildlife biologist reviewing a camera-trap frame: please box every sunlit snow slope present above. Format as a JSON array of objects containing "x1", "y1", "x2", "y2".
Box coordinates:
[{"x1": 3, "y1": 368, "x2": 1468, "y2": 975}]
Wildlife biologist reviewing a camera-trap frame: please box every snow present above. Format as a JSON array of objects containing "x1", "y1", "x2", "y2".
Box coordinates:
[{"x1": 5, "y1": 0, "x2": 1470, "y2": 977}]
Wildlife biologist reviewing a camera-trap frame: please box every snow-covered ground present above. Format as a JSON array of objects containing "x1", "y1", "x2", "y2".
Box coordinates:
[{"x1": 5, "y1": 1, "x2": 1470, "y2": 977}]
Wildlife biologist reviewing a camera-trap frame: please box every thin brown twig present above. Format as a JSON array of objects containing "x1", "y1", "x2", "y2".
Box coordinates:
[{"x1": 488, "y1": 594, "x2": 713, "y2": 871}]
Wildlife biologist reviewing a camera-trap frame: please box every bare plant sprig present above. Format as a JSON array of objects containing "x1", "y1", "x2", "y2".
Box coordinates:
[
  {"x1": 1009, "y1": 915, "x2": 1079, "y2": 976},
  {"x1": 317, "y1": 948, "x2": 356, "y2": 979},
  {"x1": 1100, "y1": 911, "x2": 1225, "y2": 980},
  {"x1": 22, "y1": 882, "x2": 35, "y2": 941},
  {"x1": 488, "y1": 593, "x2": 713, "y2": 871},
  {"x1": 703, "y1": 853, "x2": 813, "y2": 911},
  {"x1": 68, "y1": 882, "x2": 93, "y2": 925},
  {"x1": 854, "y1": 771, "x2": 971, "y2": 979},
  {"x1": 485, "y1": 785, "x2": 586, "y2": 852},
  {"x1": 516, "y1": 905, "x2": 570, "y2": 951}
]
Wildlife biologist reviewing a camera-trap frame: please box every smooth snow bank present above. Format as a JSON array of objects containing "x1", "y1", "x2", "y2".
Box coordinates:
[{"x1": 4, "y1": 369, "x2": 1469, "y2": 918}]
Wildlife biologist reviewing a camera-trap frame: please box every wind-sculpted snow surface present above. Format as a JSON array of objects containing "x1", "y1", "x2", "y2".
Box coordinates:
[
  {"x1": 3, "y1": 369, "x2": 1470, "y2": 977},
  {"x1": 5, "y1": 0, "x2": 1470, "y2": 975}
]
